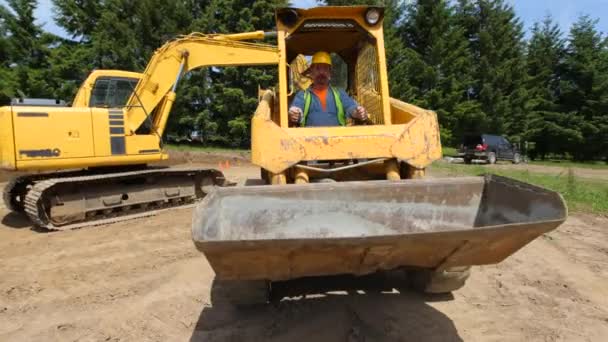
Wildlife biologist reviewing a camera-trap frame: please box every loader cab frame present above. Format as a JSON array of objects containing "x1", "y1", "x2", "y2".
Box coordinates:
[{"x1": 275, "y1": 6, "x2": 391, "y2": 127}]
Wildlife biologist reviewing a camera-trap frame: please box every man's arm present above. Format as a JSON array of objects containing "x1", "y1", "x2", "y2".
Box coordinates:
[
  {"x1": 338, "y1": 89, "x2": 358, "y2": 118},
  {"x1": 289, "y1": 90, "x2": 305, "y2": 125},
  {"x1": 339, "y1": 89, "x2": 367, "y2": 121}
]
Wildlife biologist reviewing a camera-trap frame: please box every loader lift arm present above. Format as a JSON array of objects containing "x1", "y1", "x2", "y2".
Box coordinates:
[{"x1": 123, "y1": 31, "x2": 280, "y2": 136}]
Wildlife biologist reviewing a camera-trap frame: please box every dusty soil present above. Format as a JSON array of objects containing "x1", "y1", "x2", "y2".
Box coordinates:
[{"x1": 1, "y1": 163, "x2": 607, "y2": 341}]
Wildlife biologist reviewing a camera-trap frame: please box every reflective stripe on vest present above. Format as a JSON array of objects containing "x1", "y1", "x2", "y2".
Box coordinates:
[{"x1": 301, "y1": 87, "x2": 346, "y2": 127}]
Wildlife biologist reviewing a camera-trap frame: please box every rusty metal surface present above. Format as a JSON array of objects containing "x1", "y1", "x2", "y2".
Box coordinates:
[{"x1": 192, "y1": 175, "x2": 567, "y2": 281}]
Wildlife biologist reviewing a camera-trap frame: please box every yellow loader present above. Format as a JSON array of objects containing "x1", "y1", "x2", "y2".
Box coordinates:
[{"x1": 190, "y1": 6, "x2": 567, "y2": 303}]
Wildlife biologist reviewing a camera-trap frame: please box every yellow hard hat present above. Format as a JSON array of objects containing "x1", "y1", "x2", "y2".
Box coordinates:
[{"x1": 311, "y1": 51, "x2": 332, "y2": 66}]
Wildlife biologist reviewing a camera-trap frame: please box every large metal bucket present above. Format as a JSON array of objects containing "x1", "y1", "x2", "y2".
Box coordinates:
[{"x1": 192, "y1": 175, "x2": 567, "y2": 281}]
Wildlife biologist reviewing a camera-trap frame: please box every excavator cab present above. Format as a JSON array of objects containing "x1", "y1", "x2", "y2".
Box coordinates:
[{"x1": 72, "y1": 70, "x2": 142, "y2": 108}]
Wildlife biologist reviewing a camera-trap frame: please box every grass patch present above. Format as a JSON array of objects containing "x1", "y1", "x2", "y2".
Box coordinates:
[
  {"x1": 165, "y1": 143, "x2": 249, "y2": 153},
  {"x1": 431, "y1": 161, "x2": 608, "y2": 215},
  {"x1": 529, "y1": 159, "x2": 608, "y2": 170},
  {"x1": 442, "y1": 146, "x2": 458, "y2": 157}
]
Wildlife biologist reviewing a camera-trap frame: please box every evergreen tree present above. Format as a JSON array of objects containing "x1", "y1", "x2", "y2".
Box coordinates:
[
  {"x1": 395, "y1": 0, "x2": 475, "y2": 145},
  {"x1": 454, "y1": 0, "x2": 528, "y2": 144},
  {"x1": 0, "y1": 0, "x2": 59, "y2": 99},
  {"x1": 52, "y1": 0, "x2": 101, "y2": 39},
  {"x1": 0, "y1": 9, "x2": 17, "y2": 103},
  {"x1": 560, "y1": 15, "x2": 608, "y2": 160},
  {"x1": 524, "y1": 16, "x2": 574, "y2": 159}
]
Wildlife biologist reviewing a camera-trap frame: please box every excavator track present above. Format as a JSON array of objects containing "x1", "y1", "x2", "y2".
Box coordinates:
[
  {"x1": 22, "y1": 167, "x2": 227, "y2": 231},
  {"x1": 3, "y1": 170, "x2": 89, "y2": 212},
  {"x1": 3, "y1": 176, "x2": 25, "y2": 212}
]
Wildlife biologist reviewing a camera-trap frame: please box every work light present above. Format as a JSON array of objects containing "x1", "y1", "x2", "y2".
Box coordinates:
[{"x1": 365, "y1": 8, "x2": 381, "y2": 25}]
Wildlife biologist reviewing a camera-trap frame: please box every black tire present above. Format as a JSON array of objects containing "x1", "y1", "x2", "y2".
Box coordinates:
[
  {"x1": 487, "y1": 152, "x2": 497, "y2": 165},
  {"x1": 210, "y1": 279, "x2": 270, "y2": 306},
  {"x1": 463, "y1": 157, "x2": 472, "y2": 164},
  {"x1": 512, "y1": 153, "x2": 521, "y2": 164},
  {"x1": 408, "y1": 266, "x2": 471, "y2": 294}
]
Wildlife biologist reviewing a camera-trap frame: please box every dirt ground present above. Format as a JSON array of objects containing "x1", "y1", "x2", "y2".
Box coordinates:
[{"x1": 1, "y1": 162, "x2": 608, "y2": 341}]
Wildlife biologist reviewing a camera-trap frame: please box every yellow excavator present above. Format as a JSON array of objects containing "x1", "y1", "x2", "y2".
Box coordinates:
[{"x1": 0, "y1": 31, "x2": 279, "y2": 229}]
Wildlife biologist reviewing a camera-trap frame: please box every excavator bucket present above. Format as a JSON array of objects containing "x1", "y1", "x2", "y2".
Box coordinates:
[{"x1": 192, "y1": 175, "x2": 567, "y2": 282}]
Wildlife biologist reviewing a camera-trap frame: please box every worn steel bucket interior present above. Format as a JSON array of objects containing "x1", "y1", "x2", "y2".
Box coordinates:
[{"x1": 192, "y1": 175, "x2": 567, "y2": 281}]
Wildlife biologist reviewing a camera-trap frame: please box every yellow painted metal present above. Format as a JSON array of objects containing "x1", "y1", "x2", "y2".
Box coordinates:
[
  {"x1": 408, "y1": 167, "x2": 426, "y2": 179},
  {"x1": 356, "y1": 44, "x2": 384, "y2": 124},
  {"x1": 385, "y1": 159, "x2": 401, "y2": 181},
  {"x1": 125, "y1": 135, "x2": 163, "y2": 156},
  {"x1": 213, "y1": 30, "x2": 268, "y2": 41},
  {"x1": 72, "y1": 70, "x2": 143, "y2": 107},
  {"x1": 13, "y1": 107, "x2": 95, "y2": 161},
  {"x1": 389, "y1": 99, "x2": 443, "y2": 168},
  {"x1": 91, "y1": 108, "x2": 112, "y2": 157},
  {"x1": 153, "y1": 92, "x2": 176, "y2": 136},
  {"x1": 0, "y1": 107, "x2": 16, "y2": 170},
  {"x1": 294, "y1": 169, "x2": 309, "y2": 184},
  {"x1": 124, "y1": 34, "x2": 280, "y2": 133},
  {"x1": 5, "y1": 105, "x2": 166, "y2": 171},
  {"x1": 270, "y1": 172, "x2": 287, "y2": 185},
  {"x1": 251, "y1": 95, "x2": 442, "y2": 174},
  {"x1": 16, "y1": 154, "x2": 165, "y2": 171},
  {"x1": 277, "y1": 29, "x2": 289, "y2": 128}
]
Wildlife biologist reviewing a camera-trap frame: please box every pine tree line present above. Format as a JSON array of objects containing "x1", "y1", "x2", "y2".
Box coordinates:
[{"x1": 1, "y1": 0, "x2": 607, "y2": 160}]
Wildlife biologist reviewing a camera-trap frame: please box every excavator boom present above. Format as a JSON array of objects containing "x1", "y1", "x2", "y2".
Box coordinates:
[{"x1": 124, "y1": 32, "x2": 279, "y2": 135}]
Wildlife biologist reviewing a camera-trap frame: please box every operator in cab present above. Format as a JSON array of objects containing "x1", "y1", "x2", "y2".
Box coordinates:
[{"x1": 288, "y1": 51, "x2": 368, "y2": 127}]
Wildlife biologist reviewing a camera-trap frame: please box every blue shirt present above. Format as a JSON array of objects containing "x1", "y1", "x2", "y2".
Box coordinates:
[{"x1": 290, "y1": 86, "x2": 359, "y2": 127}]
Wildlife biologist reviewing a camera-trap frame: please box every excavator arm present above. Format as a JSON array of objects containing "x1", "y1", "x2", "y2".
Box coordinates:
[{"x1": 123, "y1": 31, "x2": 280, "y2": 135}]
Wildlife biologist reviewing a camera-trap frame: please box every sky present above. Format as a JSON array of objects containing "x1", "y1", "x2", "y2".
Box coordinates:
[{"x1": 1, "y1": 0, "x2": 607, "y2": 39}]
